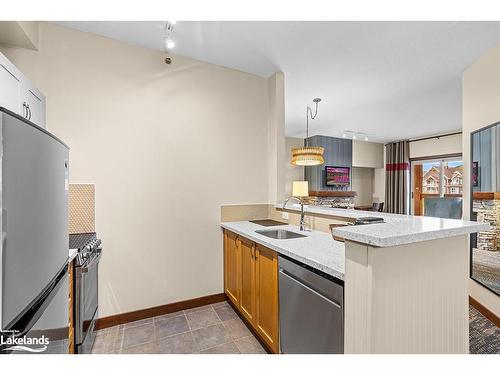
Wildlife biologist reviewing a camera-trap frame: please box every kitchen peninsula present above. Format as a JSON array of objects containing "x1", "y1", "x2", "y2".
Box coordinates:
[{"x1": 221, "y1": 206, "x2": 488, "y2": 354}]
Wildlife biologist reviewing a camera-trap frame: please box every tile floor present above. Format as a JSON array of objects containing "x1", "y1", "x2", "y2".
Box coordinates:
[
  {"x1": 92, "y1": 302, "x2": 500, "y2": 354},
  {"x1": 91, "y1": 301, "x2": 267, "y2": 354}
]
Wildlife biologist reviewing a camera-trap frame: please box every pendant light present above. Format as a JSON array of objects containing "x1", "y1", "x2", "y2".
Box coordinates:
[{"x1": 291, "y1": 98, "x2": 325, "y2": 166}]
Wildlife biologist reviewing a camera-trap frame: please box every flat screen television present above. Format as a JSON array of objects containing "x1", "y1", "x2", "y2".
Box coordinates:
[{"x1": 325, "y1": 166, "x2": 350, "y2": 186}]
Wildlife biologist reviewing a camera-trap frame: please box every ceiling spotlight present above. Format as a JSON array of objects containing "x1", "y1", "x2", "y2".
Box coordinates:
[
  {"x1": 165, "y1": 39, "x2": 175, "y2": 49},
  {"x1": 352, "y1": 135, "x2": 356, "y2": 140},
  {"x1": 165, "y1": 21, "x2": 176, "y2": 31},
  {"x1": 364, "y1": 136, "x2": 369, "y2": 141}
]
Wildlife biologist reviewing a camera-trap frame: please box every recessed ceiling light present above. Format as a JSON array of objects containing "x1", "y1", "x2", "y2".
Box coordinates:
[
  {"x1": 352, "y1": 135, "x2": 356, "y2": 140},
  {"x1": 165, "y1": 39, "x2": 175, "y2": 49},
  {"x1": 342, "y1": 133, "x2": 346, "y2": 138},
  {"x1": 364, "y1": 136, "x2": 369, "y2": 141}
]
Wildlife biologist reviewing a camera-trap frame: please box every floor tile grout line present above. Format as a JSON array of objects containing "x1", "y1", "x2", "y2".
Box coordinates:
[
  {"x1": 153, "y1": 311, "x2": 191, "y2": 342},
  {"x1": 189, "y1": 320, "x2": 228, "y2": 334},
  {"x1": 118, "y1": 328, "x2": 125, "y2": 352},
  {"x1": 156, "y1": 327, "x2": 191, "y2": 342},
  {"x1": 194, "y1": 335, "x2": 234, "y2": 353},
  {"x1": 154, "y1": 310, "x2": 186, "y2": 323},
  {"x1": 121, "y1": 335, "x2": 157, "y2": 352},
  {"x1": 153, "y1": 318, "x2": 158, "y2": 344},
  {"x1": 184, "y1": 305, "x2": 213, "y2": 316},
  {"x1": 184, "y1": 309, "x2": 193, "y2": 331},
  {"x1": 121, "y1": 322, "x2": 156, "y2": 351},
  {"x1": 185, "y1": 306, "x2": 222, "y2": 332},
  {"x1": 199, "y1": 340, "x2": 241, "y2": 354}
]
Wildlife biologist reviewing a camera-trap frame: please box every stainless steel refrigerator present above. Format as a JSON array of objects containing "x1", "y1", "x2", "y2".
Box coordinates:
[{"x1": 0, "y1": 107, "x2": 69, "y2": 354}]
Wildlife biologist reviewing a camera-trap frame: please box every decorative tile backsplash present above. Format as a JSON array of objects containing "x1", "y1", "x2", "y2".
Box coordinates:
[{"x1": 69, "y1": 184, "x2": 95, "y2": 234}]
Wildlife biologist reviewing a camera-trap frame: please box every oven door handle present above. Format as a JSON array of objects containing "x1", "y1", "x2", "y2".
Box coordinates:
[{"x1": 79, "y1": 252, "x2": 102, "y2": 273}]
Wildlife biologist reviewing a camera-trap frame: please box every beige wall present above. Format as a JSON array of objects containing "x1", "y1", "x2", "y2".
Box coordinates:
[
  {"x1": 351, "y1": 167, "x2": 374, "y2": 206},
  {"x1": 352, "y1": 140, "x2": 384, "y2": 168},
  {"x1": 352, "y1": 141, "x2": 385, "y2": 205},
  {"x1": 284, "y1": 137, "x2": 305, "y2": 197},
  {"x1": 1, "y1": 23, "x2": 273, "y2": 317},
  {"x1": 373, "y1": 166, "x2": 385, "y2": 203},
  {"x1": 409, "y1": 133, "x2": 462, "y2": 159},
  {"x1": 463, "y1": 42, "x2": 500, "y2": 317},
  {"x1": 0, "y1": 21, "x2": 39, "y2": 50}
]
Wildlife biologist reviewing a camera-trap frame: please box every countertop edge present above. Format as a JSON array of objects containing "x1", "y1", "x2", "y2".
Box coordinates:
[
  {"x1": 221, "y1": 222, "x2": 345, "y2": 281},
  {"x1": 277, "y1": 204, "x2": 490, "y2": 247},
  {"x1": 334, "y1": 222, "x2": 490, "y2": 247}
]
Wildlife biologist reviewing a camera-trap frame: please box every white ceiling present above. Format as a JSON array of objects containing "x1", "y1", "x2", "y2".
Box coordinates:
[{"x1": 56, "y1": 21, "x2": 500, "y2": 142}]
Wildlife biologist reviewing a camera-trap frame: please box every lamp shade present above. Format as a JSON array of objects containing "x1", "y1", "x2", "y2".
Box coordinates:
[
  {"x1": 291, "y1": 146, "x2": 325, "y2": 166},
  {"x1": 292, "y1": 181, "x2": 309, "y2": 197}
]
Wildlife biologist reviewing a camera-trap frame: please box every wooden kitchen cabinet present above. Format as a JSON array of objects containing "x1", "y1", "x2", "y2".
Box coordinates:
[
  {"x1": 255, "y1": 244, "x2": 279, "y2": 353},
  {"x1": 223, "y1": 229, "x2": 280, "y2": 353},
  {"x1": 239, "y1": 237, "x2": 257, "y2": 325},
  {"x1": 223, "y1": 230, "x2": 240, "y2": 306}
]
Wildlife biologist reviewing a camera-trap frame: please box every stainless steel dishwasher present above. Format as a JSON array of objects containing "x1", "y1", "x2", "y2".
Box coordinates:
[{"x1": 278, "y1": 256, "x2": 344, "y2": 353}]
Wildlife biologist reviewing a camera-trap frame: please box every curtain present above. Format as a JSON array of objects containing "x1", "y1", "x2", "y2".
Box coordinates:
[{"x1": 385, "y1": 140, "x2": 410, "y2": 214}]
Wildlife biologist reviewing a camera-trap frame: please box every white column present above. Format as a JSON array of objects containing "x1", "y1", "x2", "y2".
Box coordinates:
[{"x1": 267, "y1": 72, "x2": 286, "y2": 205}]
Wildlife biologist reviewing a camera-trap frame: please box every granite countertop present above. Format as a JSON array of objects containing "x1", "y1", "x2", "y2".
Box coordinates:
[
  {"x1": 221, "y1": 221, "x2": 345, "y2": 280},
  {"x1": 278, "y1": 204, "x2": 490, "y2": 247}
]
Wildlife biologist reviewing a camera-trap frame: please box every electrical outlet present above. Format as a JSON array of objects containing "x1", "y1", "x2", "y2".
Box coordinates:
[{"x1": 281, "y1": 212, "x2": 289, "y2": 220}]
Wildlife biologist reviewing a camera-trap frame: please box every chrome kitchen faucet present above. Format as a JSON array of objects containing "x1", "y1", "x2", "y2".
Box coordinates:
[{"x1": 283, "y1": 196, "x2": 307, "y2": 231}]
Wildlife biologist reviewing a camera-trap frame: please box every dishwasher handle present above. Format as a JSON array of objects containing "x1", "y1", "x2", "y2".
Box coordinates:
[{"x1": 279, "y1": 268, "x2": 342, "y2": 309}]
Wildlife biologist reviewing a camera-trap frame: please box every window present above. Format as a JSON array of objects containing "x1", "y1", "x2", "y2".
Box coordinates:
[{"x1": 411, "y1": 157, "x2": 463, "y2": 216}]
